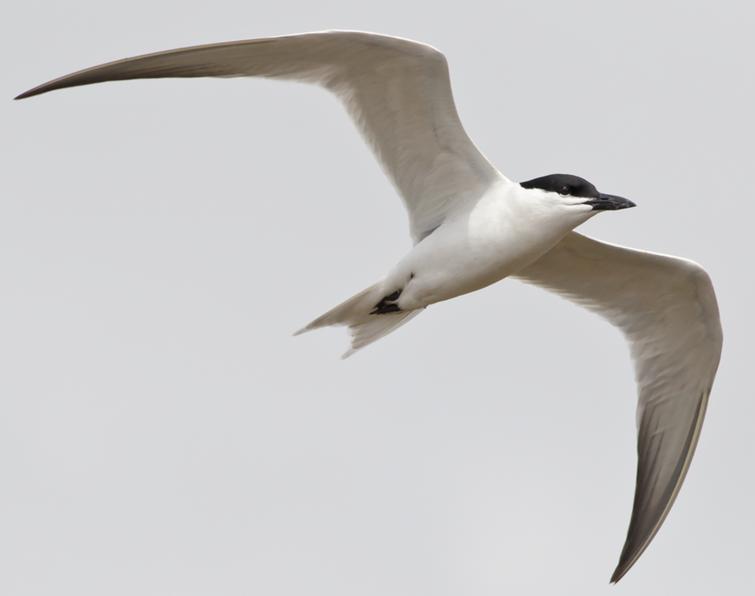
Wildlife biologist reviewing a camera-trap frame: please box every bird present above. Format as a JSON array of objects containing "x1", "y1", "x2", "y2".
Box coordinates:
[{"x1": 15, "y1": 30, "x2": 722, "y2": 583}]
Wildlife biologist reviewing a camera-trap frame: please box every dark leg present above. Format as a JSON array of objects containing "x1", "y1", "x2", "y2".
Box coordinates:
[{"x1": 371, "y1": 289, "x2": 402, "y2": 314}]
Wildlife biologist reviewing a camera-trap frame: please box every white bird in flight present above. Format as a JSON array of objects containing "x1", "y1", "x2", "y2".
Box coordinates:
[{"x1": 16, "y1": 30, "x2": 722, "y2": 583}]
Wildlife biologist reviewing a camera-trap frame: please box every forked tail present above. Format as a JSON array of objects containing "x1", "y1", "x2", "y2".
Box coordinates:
[{"x1": 294, "y1": 282, "x2": 422, "y2": 358}]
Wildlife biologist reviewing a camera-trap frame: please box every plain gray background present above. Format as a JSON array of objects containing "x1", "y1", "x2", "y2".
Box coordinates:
[{"x1": 2, "y1": 1, "x2": 753, "y2": 594}]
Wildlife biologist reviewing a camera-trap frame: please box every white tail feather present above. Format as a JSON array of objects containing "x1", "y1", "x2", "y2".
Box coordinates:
[{"x1": 295, "y1": 282, "x2": 422, "y2": 357}]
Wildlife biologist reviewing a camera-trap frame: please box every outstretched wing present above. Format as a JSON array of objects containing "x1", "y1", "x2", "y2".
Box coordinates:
[
  {"x1": 16, "y1": 30, "x2": 502, "y2": 242},
  {"x1": 514, "y1": 232, "x2": 722, "y2": 582}
]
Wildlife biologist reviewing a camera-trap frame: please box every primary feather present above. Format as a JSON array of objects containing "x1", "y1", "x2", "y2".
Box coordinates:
[
  {"x1": 515, "y1": 232, "x2": 722, "y2": 582},
  {"x1": 16, "y1": 31, "x2": 500, "y2": 242}
]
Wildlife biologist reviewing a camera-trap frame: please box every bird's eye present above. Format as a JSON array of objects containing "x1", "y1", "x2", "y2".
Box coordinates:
[{"x1": 560, "y1": 185, "x2": 570, "y2": 195}]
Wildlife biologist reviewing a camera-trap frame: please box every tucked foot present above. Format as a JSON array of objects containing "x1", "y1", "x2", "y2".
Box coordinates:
[{"x1": 371, "y1": 289, "x2": 402, "y2": 314}]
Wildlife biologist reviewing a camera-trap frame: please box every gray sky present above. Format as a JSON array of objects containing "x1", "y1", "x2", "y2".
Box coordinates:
[{"x1": 2, "y1": 1, "x2": 753, "y2": 594}]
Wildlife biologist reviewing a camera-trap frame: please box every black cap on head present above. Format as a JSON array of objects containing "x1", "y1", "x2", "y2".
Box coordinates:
[
  {"x1": 520, "y1": 173, "x2": 599, "y2": 198},
  {"x1": 520, "y1": 173, "x2": 636, "y2": 211}
]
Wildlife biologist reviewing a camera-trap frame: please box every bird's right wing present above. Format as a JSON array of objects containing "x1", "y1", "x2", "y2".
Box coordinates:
[
  {"x1": 513, "y1": 232, "x2": 722, "y2": 582},
  {"x1": 16, "y1": 31, "x2": 503, "y2": 243}
]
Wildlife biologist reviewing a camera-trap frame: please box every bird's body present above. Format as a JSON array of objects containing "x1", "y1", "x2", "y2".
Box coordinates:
[
  {"x1": 16, "y1": 30, "x2": 722, "y2": 583},
  {"x1": 382, "y1": 179, "x2": 595, "y2": 311}
]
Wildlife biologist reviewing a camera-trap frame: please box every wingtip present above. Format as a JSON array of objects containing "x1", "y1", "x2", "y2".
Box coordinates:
[
  {"x1": 609, "y1": 567, "x2": 625, "y2": 584},
  {"x1": 14, "y1": 87, "x2": 44, "y2": 100},
  {"x1": 15, "y1": 81, "x2": 59, "y2": 100},
  {"x1": 609, "y1": 552, "x2": 637, "y2": 584}
]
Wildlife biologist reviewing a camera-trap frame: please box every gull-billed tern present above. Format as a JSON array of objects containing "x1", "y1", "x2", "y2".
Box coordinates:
[{"x1": 16, "y1": 30, "x2": 723, "y2": 583}]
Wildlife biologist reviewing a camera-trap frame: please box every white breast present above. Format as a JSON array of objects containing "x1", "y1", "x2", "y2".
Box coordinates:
[{"x1": 391, "y1": 183, "x2": 594, "y2": 309}]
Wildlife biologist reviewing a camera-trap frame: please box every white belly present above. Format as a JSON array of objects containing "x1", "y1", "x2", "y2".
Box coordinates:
[{"x1": 389, "y1": 190, "x2": 592, "y2": 309}]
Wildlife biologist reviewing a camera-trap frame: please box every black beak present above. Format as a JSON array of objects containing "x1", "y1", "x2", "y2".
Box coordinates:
[{"x1": 584, "y1": 193, "x2": 636, "y2": 211}]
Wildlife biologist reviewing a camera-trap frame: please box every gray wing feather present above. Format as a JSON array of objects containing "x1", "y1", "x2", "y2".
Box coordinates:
[
  {"x1": 15, "y1": 31, "x2": 501, "y2": 242},
  {"x1": 514, "y1": 232, "x2": 722, "y2": 582}
]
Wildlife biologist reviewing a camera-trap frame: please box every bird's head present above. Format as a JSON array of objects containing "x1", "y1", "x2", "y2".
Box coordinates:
[{"x1": 520, "y1": 173, "x2": 636, "y2": 213}]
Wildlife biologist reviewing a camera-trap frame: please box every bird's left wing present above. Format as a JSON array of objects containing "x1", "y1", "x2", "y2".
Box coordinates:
[
  {"x1": 513, "y1": 232, "x2": 722, "y2": 582},
  {"x1": 15, "y1": 30, "x2": 502, "y2": 242}
]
